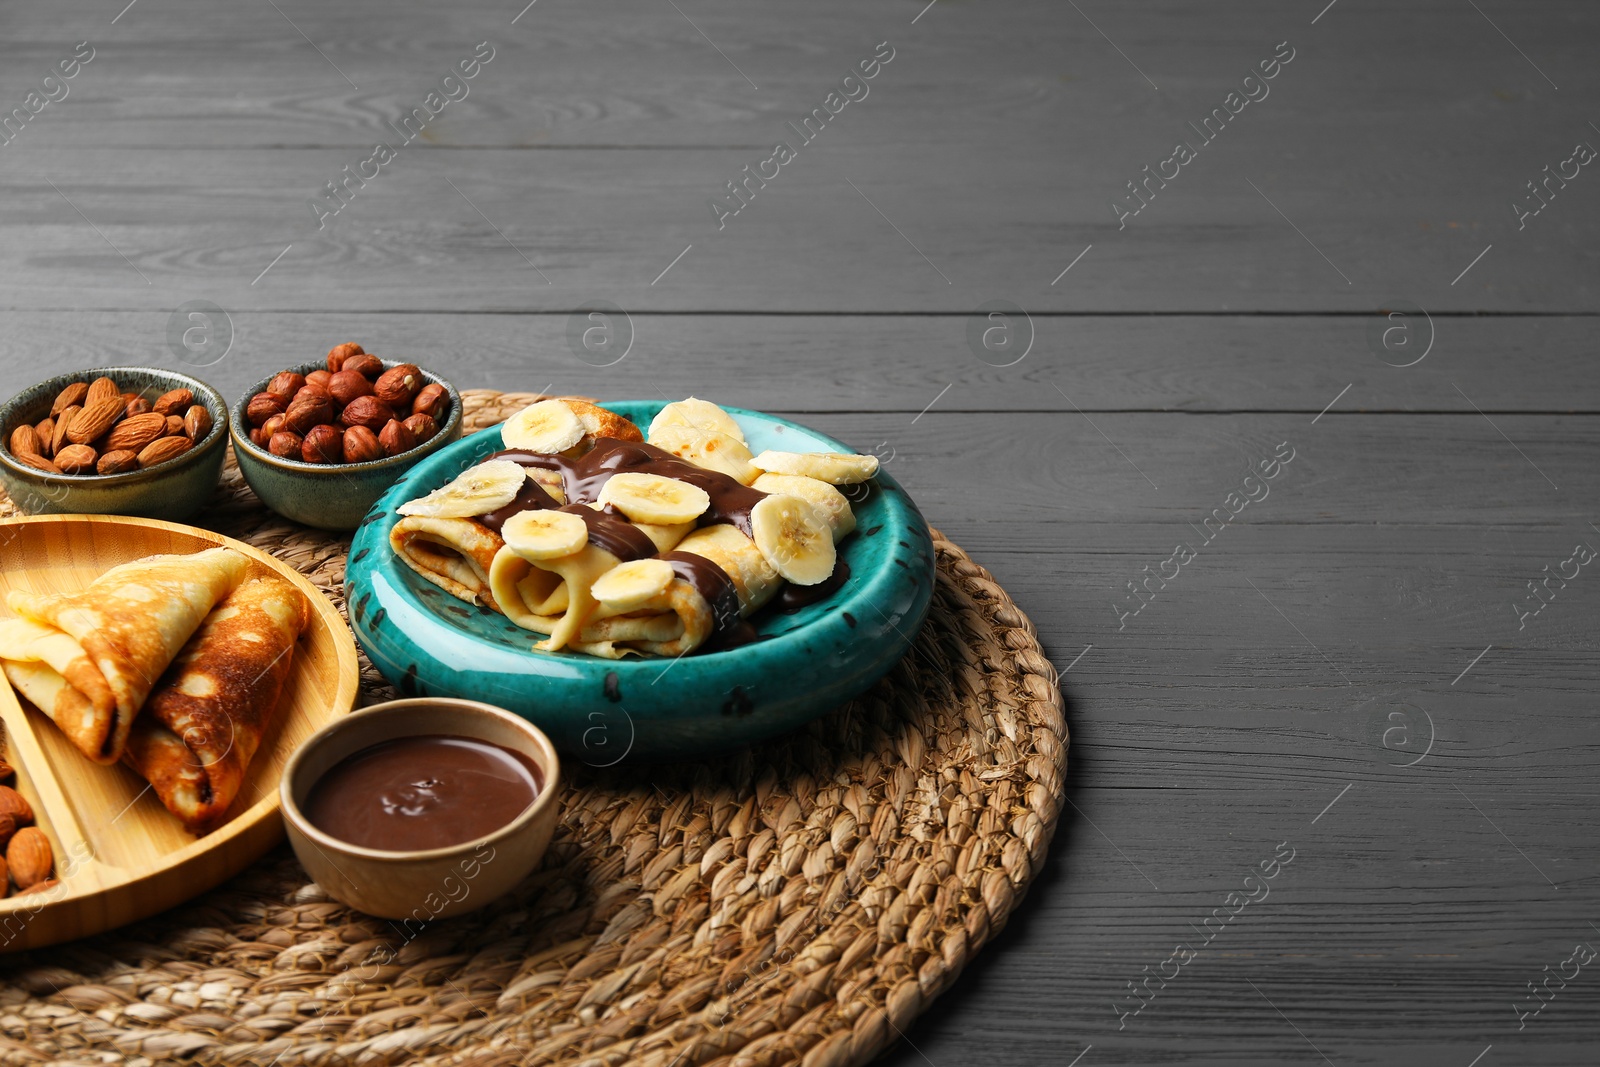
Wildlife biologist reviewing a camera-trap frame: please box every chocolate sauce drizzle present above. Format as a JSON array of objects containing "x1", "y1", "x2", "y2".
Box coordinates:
[{"x1": 491, "y1": 439, "x2": 767, "y2": 537}]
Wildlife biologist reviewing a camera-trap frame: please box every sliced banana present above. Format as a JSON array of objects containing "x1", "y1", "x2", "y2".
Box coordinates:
[
  {"x1": 649, "y1": 425, "x2": 756, "y2": 484},
  {"x1": 502, "y1": 399, "x2": 585, "y2": 454},
  {"x1": 750, "y1": 494, "x2": 836, "y2": 586},
  {"x1": 502, "y1": 509, "x2": 589, "y2": 560},
  {"x1": 591, "y1": 558, "x2": 676, "y2": 612},
  {"x1": 751, "y1": 449, "x2": 879, "y2": 485},
  {"x1": 597, "y1": 472, "x2": 711, "y2": 525},
  {"x1": 648, "y1": 397, "x2": 745, "y2": 444},
  {"x1": 752, "y1": 472, "x2": 855, "y2": 539},
  {"x1": 397, "y1": 459, "x2": 526, "y2": 519}
]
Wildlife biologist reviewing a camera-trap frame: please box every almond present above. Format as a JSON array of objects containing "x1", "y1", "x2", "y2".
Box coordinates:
[
  {"x1": 0, "y1": 813, "x2": 17, "y2": 851},
  {"x1": 14, "y1": 452, "x2": 61, "y2": 474},
  {"x1": 138, "y1": 436, "x2": 193, "y2": 467},
  {"x1": 50, "y1": 381, "x2": 88, "y2": 416},
  {"x1": 84, "y1": 376, "x2": 120, "y2": 408},
  {"x1": 0, "y1": 787, "x2": 33, "y2": 826},
  {"x1": 0, "y1": 760, "x2": 13, "y2": 783},
  {"x1": 152, "y1": 388, "x2": 194, "y2": 417},
  {"x1": 7, "y1": 828, "x2": 51, "y2": 889},
  {"x1": 33, "y1": 418, "x2": 54, "y2": 458},
  {"x1": 124, "y1": 396, "x2": 152, "y2": 418},
  {"x1": 14, "y1": 878, "x2": 58, "y2": 897},
  {"x1": 103, "y1": 411, "x2": 167, "y2": 453},
  {"x1": 97, "y1": 449, "x2": 140, "y2": 475},
  {"x1": 8, "y1": 425, "x2": 41, "y2": 458},
  {"x1": 66, "y1": 398, "x2": 125, "y2": 445},
  {"x1": 54, "y1": 444, "x2": 98, "y2": 474},
  {"x1": 51, "y1": 406, "x2": 79, "y2": 454},
  {"x1": 184, "y1": 404, "x2": 212, "y2": 442},
  {"x1": 164, "y1": 414, "x2": 186, "y2": 437}
]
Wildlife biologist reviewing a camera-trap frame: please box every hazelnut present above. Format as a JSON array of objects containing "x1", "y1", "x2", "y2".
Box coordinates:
[
  {"x1": 184, "y1": 405, "x2": 212, "y2": 442},
  {"x1": 305, "y1": 369, "x2": 333, "y2": 390},
  {"x1": 342, "y1": 425, "x2": 382, "y2": 463},
  {"x1": 401, "y1": 411, "x2": 438, "y2": 443},
  {"x1": 152, "y1": 388, "x2": 194, "y2": 417},
  {"x1": 327, "y1": 369, "x2": 374, "y2": 407},
  {"x1": 378, "y1": 418, "x2": 417, "y2": 457},
  {"x1": 339, "y1": 395, "x2": 395, "y2": 431},
  {"x1": 373, "y1": 364, "x2": 422, "y2": 407},
  {"x1": 249, "y1": 427, "x2": 268, "y2": 448},
  {"x1": 124, "y1": 396, "x2": 151, "y2": 418},
  {"x1": 97, "y1": 449, "x2": 140, "y2": 475},
  {"x1": 164, "y1": 414, "x2": 186, "y2": 437},
  {"x1": 343, "y1": 353, "x2": 384, "y2": 380},
  {"x1": 326, "y1": 342, "x2": 364, "y2": 372},
  {"x1": 285, "y1": 395, "x2": 334, "y2": 434},
  {"x1": 268, "y1": 430, "x2": 304, "y2": 458},
  {"x1": 301, "y1": 424, "x2": 344, "y2": 464},
  {"x1": 261, "y1": 413, "x2": 289, "y2": 438},
  {"x1": 266, "y1": 371, "x2": 306, "y2": 399},
  {"x1": 246, "y1": 392, "x2": 286, "y2": 427},
  {"x1": 411, "y1": 383, "x2": 449, "y2": 420},
  {"x1": 54, "y1": 444, "x2": 98, "y2": 474}
]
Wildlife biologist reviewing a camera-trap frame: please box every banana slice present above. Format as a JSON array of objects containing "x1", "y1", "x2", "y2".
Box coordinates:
[
  {"x1": 591, "y1": 558, "x2": 676, "y2": 612},
  {"x1": 649, "y1": 425, "x2": 756, "y2": 484},
  {"x1": 648, "y1": 397, "x2": 745, "y2": 444},
  {"x1": 502, "y1": 509, "x2": 589, "y2": 560},
  {"x1": 597, "y1": 472, "x2": 711, "y2": 525},
  {"x1": 750, "y1": 449, "x2": 879, "y2": 485},
  {"x1": 750, "y1": 494, "x2": 836, "y2": 585},
  {"x1": 752, "y1": 472, "x2": 855, "y2": 539},
  {"x1": 502, "y1": 399, "x2": 585, "y2": 454},
  {"x1": 397, "y1": 459, "x2": 527, "y2": 519}
]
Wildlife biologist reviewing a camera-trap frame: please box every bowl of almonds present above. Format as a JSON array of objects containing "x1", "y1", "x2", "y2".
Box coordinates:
[
  {"x1": 229, "y1": 343, "x2": 463, "y2": 530},
  {"x1": 0, "y1": 366, "x2": 228, "y2": 521}
]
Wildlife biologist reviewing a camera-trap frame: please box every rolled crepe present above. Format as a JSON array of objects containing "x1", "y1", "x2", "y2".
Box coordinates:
[
  {"x1": 575, "y1": 476, "x2": 856, "y2": 659},
  {"x1": 488, "y1": 508, "x2": 693, "y2": 651},
  {"x1": 390, "y1": 516, "x2": 507, "y2": 612},
  {"x1": 389, "y1": 468, "x2": 568, "y2": 612},
  {"x1": 123, "y1": 575, "x2": 311, "y2": 835},
  {"x1": 0, "y1": 546, "x2": 249, "y2": 762}
]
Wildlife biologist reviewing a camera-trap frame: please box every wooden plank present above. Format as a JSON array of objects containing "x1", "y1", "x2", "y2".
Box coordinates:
[{"x1": 2, "y1": 311, "x2": 1596, "y2": 414}]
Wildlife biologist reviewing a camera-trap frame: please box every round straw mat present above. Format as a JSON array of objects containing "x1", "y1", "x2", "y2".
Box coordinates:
[{"x1": 0, "y1": 390, "x2": 1066, "y2": 1067}]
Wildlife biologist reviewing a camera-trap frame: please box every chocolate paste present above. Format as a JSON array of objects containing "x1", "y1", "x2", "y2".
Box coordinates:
[{"x1": 304, "y1": 735, "x2": 541, "y2": 852}]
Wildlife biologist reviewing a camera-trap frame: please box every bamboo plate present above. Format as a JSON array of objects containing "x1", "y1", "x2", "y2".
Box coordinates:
[{"x1": 0, "y1": 514, "x2": 359, "y2": 953}]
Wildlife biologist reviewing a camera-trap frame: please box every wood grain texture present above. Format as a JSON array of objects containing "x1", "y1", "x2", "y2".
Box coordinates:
[
  {"x1": 0, "y1": 0, "x2": 1596, "y2": 1061},
  {"x1": 0, "y1": 516, "x2": 359, "y2": 952}
]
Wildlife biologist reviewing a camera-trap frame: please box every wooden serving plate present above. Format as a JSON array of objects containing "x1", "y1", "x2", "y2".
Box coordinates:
[{"x1": 0, "y1": 514, "x2": 358, "y2": 952}]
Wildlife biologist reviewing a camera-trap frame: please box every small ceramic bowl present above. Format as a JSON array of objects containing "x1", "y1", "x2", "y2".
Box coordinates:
[
  {"x1": 280, "y1": 697, "x2": 562, "y2": 921},
  {"x1": 0, "y1": 366, "x2": 228, "y2": 522},
  {"x1": 231, "y1": 361, "x2": 462, "y2": 531}
]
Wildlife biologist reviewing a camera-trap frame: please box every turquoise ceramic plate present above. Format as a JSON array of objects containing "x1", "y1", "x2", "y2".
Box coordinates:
[{"x1": 345, "y1": 402, "x2": 934, "y2": 761}]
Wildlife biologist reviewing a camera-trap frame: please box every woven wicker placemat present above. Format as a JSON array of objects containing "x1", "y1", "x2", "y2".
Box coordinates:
[{"x1": 0, "y1": 390, "x2": 1066, "y2": 1067}]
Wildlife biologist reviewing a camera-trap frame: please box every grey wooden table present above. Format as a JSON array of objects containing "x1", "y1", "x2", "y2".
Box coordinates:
[{"x1": 4, "y1": 0, "x2": 1598, "y2": 1063}]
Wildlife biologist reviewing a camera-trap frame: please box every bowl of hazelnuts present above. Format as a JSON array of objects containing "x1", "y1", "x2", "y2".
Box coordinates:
[
  {"x1": 230, "y1": 343, "x2": 463, "y2": 531},
  {"x1": 0, "y1": 366, "x2": 229, "y2": 521}
]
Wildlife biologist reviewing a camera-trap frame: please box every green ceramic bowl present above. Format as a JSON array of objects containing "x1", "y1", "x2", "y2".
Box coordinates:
[
  {"x1": 231, "y1": 361, "x2": 463, "y2": 531},
  {"x1": 0, "y1": 366, "x2": 228, "y2": 522},
  {"x1": 345, "y1": 402, "x2": 935, "y2": 762}
]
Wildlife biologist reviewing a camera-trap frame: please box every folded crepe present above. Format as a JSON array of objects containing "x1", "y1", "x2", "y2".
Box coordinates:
[
  {"x1": 390, "y1": 515, "x2": 508, "y2": 611},
  {"x1": 488, "y1": 506, "x2": 693, "y2": 651},
  {"x1": 123, "y1": 574, "x2": 310, "y2": 835},
  {"x1": 0, "y1": 547, "x2": 249, "y2": 762}
]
